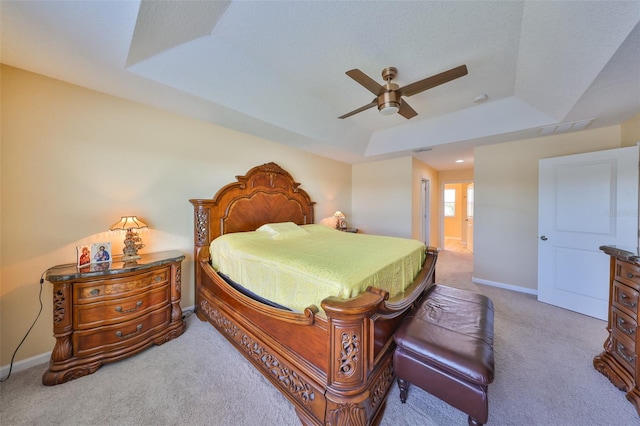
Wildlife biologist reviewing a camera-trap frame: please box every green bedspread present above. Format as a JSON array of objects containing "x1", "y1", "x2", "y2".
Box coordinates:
[{"x1": 209, "y1": 223, "x2": 426, "y2": 313}]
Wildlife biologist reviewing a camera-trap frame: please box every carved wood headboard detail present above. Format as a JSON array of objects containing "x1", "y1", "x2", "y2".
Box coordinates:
[{"x1": 190, "y1": 162, "x2": 316, "y2": 261}]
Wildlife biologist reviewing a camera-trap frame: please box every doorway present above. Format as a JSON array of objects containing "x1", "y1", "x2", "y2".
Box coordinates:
[{"x1": 443, "y1": 181, "x2": 474, "y2": 253}]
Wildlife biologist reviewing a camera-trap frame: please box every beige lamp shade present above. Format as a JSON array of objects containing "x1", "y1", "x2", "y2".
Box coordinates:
[{"x1": 109, "y1": 216, "x2": 148, "y2": 231}]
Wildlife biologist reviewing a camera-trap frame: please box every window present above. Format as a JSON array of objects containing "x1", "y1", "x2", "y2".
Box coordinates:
[{"x1": 444, "y1": 188, "x2": 456, "y2": 217}]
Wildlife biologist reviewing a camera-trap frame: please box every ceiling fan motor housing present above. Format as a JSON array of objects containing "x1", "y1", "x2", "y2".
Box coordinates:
[{"x1": 378, "y1": 86, "x2": 400, "y2": 115}]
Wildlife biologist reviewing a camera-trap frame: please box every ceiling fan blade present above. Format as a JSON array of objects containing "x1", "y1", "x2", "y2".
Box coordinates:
[
  {"x1": 345, "y1": 69, "x2": 385, "y2": 95},
  {"x1": 398, "y1": 100, "x2": 418, "y2": 119},
  {"x1": 399, "y1": 64, "x2": 468, "y2": 97},
  {"x1": 338, "y1": 99, "x2": 377, "y2": 119}
]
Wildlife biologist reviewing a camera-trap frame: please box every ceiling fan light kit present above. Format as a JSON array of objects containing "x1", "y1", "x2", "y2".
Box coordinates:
[
  {"x1": 379, "y1": 102, "x2": 400, "y2": 115},
  {"x1": 339, "y1": 64, "x2": 468, "y2": 120},
  {"x1": 378, "y1": 91, "x2": 400, "y2": 115}
]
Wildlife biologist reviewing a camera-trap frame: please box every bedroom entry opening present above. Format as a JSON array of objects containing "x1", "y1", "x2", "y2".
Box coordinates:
[{"x1": 443, "y1": 181, "x2": 474, "y2": 253}]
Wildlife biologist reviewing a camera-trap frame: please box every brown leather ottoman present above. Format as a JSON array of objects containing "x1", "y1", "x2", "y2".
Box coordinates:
[{"x1": 393, "y1": 284, "x2": 495, "y2": 426}]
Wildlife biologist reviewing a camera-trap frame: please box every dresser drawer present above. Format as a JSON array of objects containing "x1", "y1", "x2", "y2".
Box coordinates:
[
  {"x1": 74, "y1": 284, "x2": 170, "y2": 329},
  {"x1": 613, "y1": 280, "x2": 639, "y2": 319},
  {"x1": 75, "y1": 268, "x2": 169, "y2": 303},
  {"x1": 73, "y1": 306, "x2": 171, "y2": 357},
  {"x1": 616, "y1": 260, "x2": 640, "y2": 289},
  {"x1": 612, "y1": 306, "x2": 638, "y2": 342}
]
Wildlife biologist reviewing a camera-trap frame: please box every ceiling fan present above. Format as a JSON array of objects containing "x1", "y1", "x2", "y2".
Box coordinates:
[{"x1": 338, "y1": 64, "x2": 468, "y2": 119}]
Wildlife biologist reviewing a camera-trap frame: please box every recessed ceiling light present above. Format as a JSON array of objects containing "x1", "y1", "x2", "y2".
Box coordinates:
[
  {"x1": 473, "y1": 94, "x2": 488, "y2": 104},
  {"x1": 455, "y1": 159, "x2": 464, "y2": 163}
]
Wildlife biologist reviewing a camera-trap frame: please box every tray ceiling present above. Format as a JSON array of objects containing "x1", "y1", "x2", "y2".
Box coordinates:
[{"x1": 2, "y1": 1, "x2": 639, "y2": 169}]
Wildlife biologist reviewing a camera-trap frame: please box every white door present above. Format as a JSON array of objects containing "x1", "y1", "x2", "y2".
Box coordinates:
[
  {"x1": 466, "y1": 183, "x2": 474, "y2": 252},
  {"x1": 538, "y1": 146, "x2": 638, "y2": 320},
  {"x1": 421, "y1": 179, "x2": 430, "y2": 245}
]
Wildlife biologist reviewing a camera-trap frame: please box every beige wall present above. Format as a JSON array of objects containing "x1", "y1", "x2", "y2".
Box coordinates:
[
  {"x1": 352, "y1": 157, "x2": 413, "y2": 238},
  {"x1": 622, "y1": 112, "x2": 640, "y2": 146},
  {"x1": 0, "y1": 65, "x2": 351, "y2": 366},
  {"x1": 473, "y1": 124, "x2": 632, "y2": 291},
  {"x1": 351, "y1": 157, "x2": 439, "y2": 245},
  {"x1": 439, "y1": 168, "x2": 474, "y2": 182}
]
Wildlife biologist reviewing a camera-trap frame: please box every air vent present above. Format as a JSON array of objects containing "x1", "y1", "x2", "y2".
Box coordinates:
[
  {"x1": 413, "y1": 147, "x2": 433, "y2": 153},
  {"x1": 539, "y1": 118, "x2": 596, "y2": 136}
]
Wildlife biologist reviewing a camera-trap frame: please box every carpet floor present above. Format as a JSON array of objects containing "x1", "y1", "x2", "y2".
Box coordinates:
[{"x1": 1, "y1": 249, "x2": 638, "y2": 425}]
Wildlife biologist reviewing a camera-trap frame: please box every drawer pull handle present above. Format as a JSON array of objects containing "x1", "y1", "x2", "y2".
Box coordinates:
[
  {"x1": 619, "y1": 293, "x2": 637, "y2": 309},
  {"x1": 115, "y1": 324, "x2": 143, "y2": 339},
  {"x1": 115, "y1": 301, "x2": 143, "y2": 313},
  {"x1": 90, "y1": 289, "x2": 100, "y2": 296},
  {"x1": 616, "y1": 343, "x2": 636, "y2": 364},
  {"x1": 617, "y1": 318, "x2": 636, "y2": 336},
  {"x1": 155, "y1": 276, "x2": 162, "y2": 282},
  {"x1": 628, "y1": 272, "x2": 636, "y2": 279}
]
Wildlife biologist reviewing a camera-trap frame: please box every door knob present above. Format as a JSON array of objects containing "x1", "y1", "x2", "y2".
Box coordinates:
[{"x1": 540, "y1": 236, "x2": 548, "y2": 241}]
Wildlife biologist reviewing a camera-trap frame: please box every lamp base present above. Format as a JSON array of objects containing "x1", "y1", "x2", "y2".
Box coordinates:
[{"x1": 121, "y1": 229, "x2": 144, "y2": 262}]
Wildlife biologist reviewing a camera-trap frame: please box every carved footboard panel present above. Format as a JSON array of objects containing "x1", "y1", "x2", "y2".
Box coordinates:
[{"x1": 197, "y1": 293, "x2": 328, "y2": 423}]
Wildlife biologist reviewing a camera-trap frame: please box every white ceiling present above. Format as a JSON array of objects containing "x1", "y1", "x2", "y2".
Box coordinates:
[{"x1": 2, "y1": 1, "x2": 639, "y2": 170}]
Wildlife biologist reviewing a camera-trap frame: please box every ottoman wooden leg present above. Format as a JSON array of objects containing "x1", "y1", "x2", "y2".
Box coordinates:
[
  {"x1": 468, "y1": 415, "x2": 483, "y2": 426},
  {"x1": 397, "y1": 378, "x2": 409, "y2": 403}
]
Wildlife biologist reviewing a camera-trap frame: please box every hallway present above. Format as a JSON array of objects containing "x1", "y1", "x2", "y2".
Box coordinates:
[{"x1": 444, "y1": 237, "x2": 472, "y2": 254}]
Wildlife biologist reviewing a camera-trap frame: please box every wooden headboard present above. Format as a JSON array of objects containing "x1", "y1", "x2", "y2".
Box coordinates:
[{"x1": 189, "y1": 162, "x2": 315, "y2": 261}]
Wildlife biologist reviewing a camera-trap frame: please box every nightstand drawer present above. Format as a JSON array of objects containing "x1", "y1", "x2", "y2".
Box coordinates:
[
  {"x1": 73, "y1": 306, "x2": 171, "y2": 357},
  {"x1": 611, "y1": 332, "x2": 637, "y2": 375},
  {"x1": 75, "y1": 268, "x2": 169, "y2": 302},
  {"x1": 43, "y1": 251, "x2": 185, "y2": 385},
  {"x1": 613, "y1": 280, "x2": 640, "y2": 318},
  {"x1": 613, "y1": 306, "x2": 638, "y2": 341},
  {"x1": 74, "y1": 284, "x2": 170, "y2": 329}
]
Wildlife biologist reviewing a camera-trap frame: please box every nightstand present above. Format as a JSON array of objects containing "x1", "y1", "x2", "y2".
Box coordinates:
[{"x1": 42, "y1": 250, "x2": 186, "y2": 385}]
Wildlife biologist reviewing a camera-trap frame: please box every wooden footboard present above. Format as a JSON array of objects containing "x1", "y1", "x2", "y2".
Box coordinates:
[{"x1": 194, "y1": 249, "x2": 437, "y2": 425}]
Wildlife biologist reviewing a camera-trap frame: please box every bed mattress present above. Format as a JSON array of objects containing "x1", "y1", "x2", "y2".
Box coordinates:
[{"x1": 209, "y1": 223, "x2": 426, "y2": 312}]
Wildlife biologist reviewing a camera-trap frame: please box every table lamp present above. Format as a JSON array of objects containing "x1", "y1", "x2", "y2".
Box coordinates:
[
  {"x1": 334, "y1": 211, "x2": 347, "y2": 230},
  {"x1": 109, "y1": 216, "x2": 148, "y2": 261}
]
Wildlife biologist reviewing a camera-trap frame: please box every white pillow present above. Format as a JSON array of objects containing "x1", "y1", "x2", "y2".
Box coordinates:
[{"x1": 256, "y1": 222, "x2": 309, "y2": 240}]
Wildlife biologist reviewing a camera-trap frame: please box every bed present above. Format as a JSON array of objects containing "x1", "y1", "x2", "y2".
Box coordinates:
[{"x1": 190, "y1": 162, "x2": 437, "y2": 425}]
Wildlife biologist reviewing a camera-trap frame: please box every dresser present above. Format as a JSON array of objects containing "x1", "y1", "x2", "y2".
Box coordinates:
[
  {"x1": 595, "y1": 245, "x2": 640, "y2": 416},
  {"x1": 42, "y1": 250, "x2": 186, "y2": 385}
]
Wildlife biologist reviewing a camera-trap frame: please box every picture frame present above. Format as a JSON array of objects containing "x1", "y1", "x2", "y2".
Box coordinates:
[
  {"x1": 90, "y1": 242, "x2": 112, "y2": 264},
  {"x1": 77, "y1": 245, "x2": 91, "y2": 267}
]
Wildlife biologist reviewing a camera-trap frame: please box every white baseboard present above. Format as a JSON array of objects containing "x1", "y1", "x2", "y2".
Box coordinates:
[
  {"x1": 0, "y1": 351, "x2": 50, "y2": 379},
  {"x1": 183, "y1": 304, "x2": 195, "y2": 316},
  {"x1": 472, "y1": 276, "x2": 538, "y2": 296}
]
